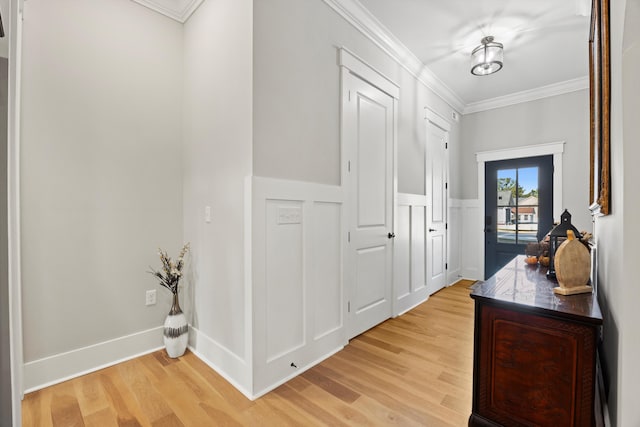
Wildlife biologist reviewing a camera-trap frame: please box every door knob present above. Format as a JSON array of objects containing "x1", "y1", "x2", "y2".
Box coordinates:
[
  {"x1": 387, "y1": 232, "x2": 396, "y2": 239},
  {"x1": 428, "y1": 228, "x2": 437, "y2": 232}
]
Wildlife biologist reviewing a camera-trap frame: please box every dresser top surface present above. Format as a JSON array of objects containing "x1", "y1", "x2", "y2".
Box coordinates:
[{"x1": 471, "y1": 255, "x2": 603, "y2": 323}]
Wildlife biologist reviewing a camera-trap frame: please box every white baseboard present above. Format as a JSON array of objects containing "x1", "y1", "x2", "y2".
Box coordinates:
[
  {"x1": 23, "y1": 326, "x2": 164, "y2": 393},
  {"x1": 395, "y1": 294, "x2": 429, "y2": 317},
  {"x1": 251, "y1": 345, "x2": 344, "y2": 400},
  {"x1": 187, "y1": 326, "x2": 252, "y2": 399}
]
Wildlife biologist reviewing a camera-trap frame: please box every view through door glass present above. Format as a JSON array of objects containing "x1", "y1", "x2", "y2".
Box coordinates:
[{"x1": 485, "y1": 155, "x2": 554, "y2": 279}]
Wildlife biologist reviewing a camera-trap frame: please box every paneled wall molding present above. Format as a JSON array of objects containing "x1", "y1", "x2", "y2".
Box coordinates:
[
  {"x1": 455, "y1": 199, "x2": 483, "y2": 281},
  {"x1": 23, "y1": 327, "x2": 164, "y2": 393},
  {"x1": 447, "y1": 199, "x2": 463, "y2": 284},
  {"x1": 476, "y1": 142, "x2": 565, "y2": 279},
  {"x1": 251, "y1": 176, "x2": 345, "y2": 397},
  {"x1": 394, "y1": 193, "x2": 430, "y2": 315}
]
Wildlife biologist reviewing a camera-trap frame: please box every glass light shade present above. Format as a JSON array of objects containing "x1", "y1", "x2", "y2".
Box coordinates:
[{"x1": 471, "y1": 37, "x2": 504, "y2": 76}]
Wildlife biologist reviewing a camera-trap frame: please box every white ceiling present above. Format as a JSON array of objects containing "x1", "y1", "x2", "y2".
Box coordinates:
[{"x1": 357, "y1": 0, "x2": 591, "y2": 108}]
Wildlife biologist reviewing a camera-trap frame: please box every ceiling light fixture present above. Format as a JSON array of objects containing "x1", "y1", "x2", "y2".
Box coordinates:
[{"x1": 470, "y1": 36, "x2": 503, "y2": 76}]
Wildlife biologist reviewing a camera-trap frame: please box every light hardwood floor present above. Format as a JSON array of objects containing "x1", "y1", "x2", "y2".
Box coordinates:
[{"x1": 22, "y1": 280, "x2": 476, "y2": 426}]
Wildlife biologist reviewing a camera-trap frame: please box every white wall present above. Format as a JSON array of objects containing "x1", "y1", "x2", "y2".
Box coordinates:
[
  {"x1": 460, "y1": 90, "x2": 591, "y2": 230},
  {"x1": 252, "y1": 0, "x2": 459, "y2": 193},
  {"x1": 182, "y1": 0, "x2": 253, "y2": 392},
  {"x1": 20, "y1": 0, "x2": 183, "y2": 385}
]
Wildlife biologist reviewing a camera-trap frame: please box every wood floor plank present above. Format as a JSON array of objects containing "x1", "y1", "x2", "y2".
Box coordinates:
[
  {"x1": 22, "y1": 388, "x2": 53, "y2": 427},
  {"x1": 116, "y1": 359, "x2": 174, "y2": 424},
  {"x1": 83, "y1": 407, "x2": 118, "y2": 427},
  {"x1": 99, "y1": 369, "x2": 146, "y2": 427},
  {"x1": 23, "y1": 281, "x2": 476, "y2": 427},
  {"x1": 74, "y1": 374, "x2": 110, "y2": 418},
  {"x1": 272, "y1": 383, "x2": 351, "y2": 426},
  {"x1": 300, "y1": 368, "x2": 360, "y2": 404},
  {"x1": 50, "y1": 392, "x2": 85, "y2": 427}
]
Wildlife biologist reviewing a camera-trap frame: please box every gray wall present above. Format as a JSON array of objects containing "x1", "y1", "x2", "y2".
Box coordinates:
[
  {"x1": 253, "y1": 0, "x2": 459, "y2": 193},
  {"x1": 20, "y1": 0, "x2": 183, "y2": 363},
  {"x1": 460, "y1": 90, "x2": 591, "y2": 229},
  {"x1": 182, "y1": 0, "x2": 253, "y2": 361},
  {"x1": 595, "y1": 0, "x2": 640, "y2": 424},
  {"x1": 0, "y1": 56, "x2": 10, "y2": 427}
]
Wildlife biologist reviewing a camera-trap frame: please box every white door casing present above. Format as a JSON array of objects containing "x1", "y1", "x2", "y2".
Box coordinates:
[
  {"x1": 425, "y1": 109, "x2": 450, "y2": 295},
  {"x1": 340, "y1": 49, "x2": 398, "y2": 340},
  {"x1": 475, "y1": 142, "x2": 565, "y2": 280}
]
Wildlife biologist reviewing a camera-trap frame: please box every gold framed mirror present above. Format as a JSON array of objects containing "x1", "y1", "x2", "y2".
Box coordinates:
[{"x1": 589, "y1": 0, "x2": 611, "y2": 216}]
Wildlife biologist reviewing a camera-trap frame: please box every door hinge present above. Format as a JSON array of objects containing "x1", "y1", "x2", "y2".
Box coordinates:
[
  {"x1": 446, "y1": 223, "x2": 448, "y2": 230},
  {"x1": 445, "y1": 182, "x2": 448, "y2": 190},
  {"x1": 348, "y1": 301, "x2": 351, "y2": 313},
  {"x1": 348, "y1": 90, "x2": 351, "y2": 102},
  {"x1": 348, "y1": 160, "x2": 351, "y2": 172},
  {"x1": 445, "y1": 142, "x2": 448, "y2": 149},
  {"x1": 446, "y1": 263, "x2": 448, "y2": 270},
  {"x1": 348, "y1": 231, "x2": 351, "y2": 242}
]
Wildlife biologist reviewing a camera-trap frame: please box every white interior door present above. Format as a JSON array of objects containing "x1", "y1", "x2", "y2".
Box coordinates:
[
  {"x1": 344, "y1": 72, "x2": 395, "y2": 339},
  {"x1": 426, "y1": 112, "x2": 449, "y2": 295}
]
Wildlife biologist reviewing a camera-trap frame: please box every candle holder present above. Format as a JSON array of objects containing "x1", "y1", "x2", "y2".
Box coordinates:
[{"x1": 547, "y1": 210, "x2": 582, "y2": 280}]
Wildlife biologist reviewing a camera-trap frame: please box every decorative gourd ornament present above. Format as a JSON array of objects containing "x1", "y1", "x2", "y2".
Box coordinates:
[{"x1": 553, "y1": 230, "x2": 592, "y2": 295}]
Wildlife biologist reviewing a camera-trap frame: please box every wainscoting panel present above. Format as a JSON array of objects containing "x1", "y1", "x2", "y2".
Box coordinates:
[
  {"x1": 394, "y1": 194, "x2": 430, "y2": 315},
  {"x1": 265, "y1": 200, "x2": 305, "y2": 362},
  {"x1": 460, "y1": 199, "x2": 482, "y2": 280},
  {"x1": 252, "y1": 177, "x2": 345, "y2": 397},
  {"x1": 311, "y1": 201, "x2": 343, "y2": 339},
  {"x1": 411, "y1": 206, "x2": 427, "y2": 292},
  {"x1": 395, "y1": 205, "x2": 411, "y2": 300},
  {"x1": 448, "y1": 200, "x2": 463, "y2": 284}
]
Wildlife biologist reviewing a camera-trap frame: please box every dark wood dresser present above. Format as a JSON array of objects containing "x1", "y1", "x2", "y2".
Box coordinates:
[{"x1": 469, "y1": 256, "x2": 602, "y2": 427}]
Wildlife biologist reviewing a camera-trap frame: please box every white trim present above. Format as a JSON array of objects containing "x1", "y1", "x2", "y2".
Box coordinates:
[
  {"x1": 458, "y1": 199, "x2": 482, "y2": 280},
  {"x1": 463, "y1": 77, "x2": 589, "y2": 114},
  {"x1": 130, "y1": 0, "x2": 204, "y2": 23},
  {"x1": 23, "y1": 327, "x2": 165, "y2": 393},
  {"x1": 339, "y1": 48, "x2": 399, "y2": 99},
  {"x1": 425, "y1": 108, "x2": 451, "y2": 132},
  {"x1": 476, "y1": 142, "x2": 565, "y2": 279},
  {"x1": 243, "y1": 175, "x2": 253, "y2": 390},
  {"x1": 324, "y1": 0, "x2": 588, "y2": 114},
  {"x1": 447, "y1": 199, "x2": 463, "y2": 285},
  {"x1": 188, "y1": 326, "x2": 253, "y2": 399},
  {"x1": 395, "y1": 296, "x2": 429, "y2": 317},
  {"x1": 394, "y1": 193, "x2": 429, "y2": 316},
  {"x1": 397, "y1": 193, "x2": 427, "y2": 207},
  {"x1": 325, "y1": 0, "x2": 464, "y2": 112},
  {"x1": 8, "y1": 0, "x2": 23, "y2": 425},
  {"x1": 251, "y1": 346, "x2": 343, "y2": 400}
]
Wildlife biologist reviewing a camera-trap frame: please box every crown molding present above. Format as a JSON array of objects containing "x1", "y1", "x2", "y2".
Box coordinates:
[
  {"x1": 322, "y1": 0, "x2": 465, "y2": 113},
  {"x1": 131, "y1": 0, "x2": 204, "y2": 23},
  {"x1": 463, "y1": 76, "x2": 589, "y2": 115}
]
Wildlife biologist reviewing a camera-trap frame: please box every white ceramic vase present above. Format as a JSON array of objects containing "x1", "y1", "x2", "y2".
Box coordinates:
[{"x1": 164, "y1": 293, "x2": 188, "y2": 358}]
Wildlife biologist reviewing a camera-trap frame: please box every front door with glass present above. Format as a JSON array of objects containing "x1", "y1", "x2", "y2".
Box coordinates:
[{"x1": 484, "y1": 155, "x2": 554, "y2": 279}]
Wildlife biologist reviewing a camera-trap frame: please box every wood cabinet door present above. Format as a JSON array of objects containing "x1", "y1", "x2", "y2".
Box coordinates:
[{"x1": 474, "y1": 304, "x2": 597, "y2": 427}]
